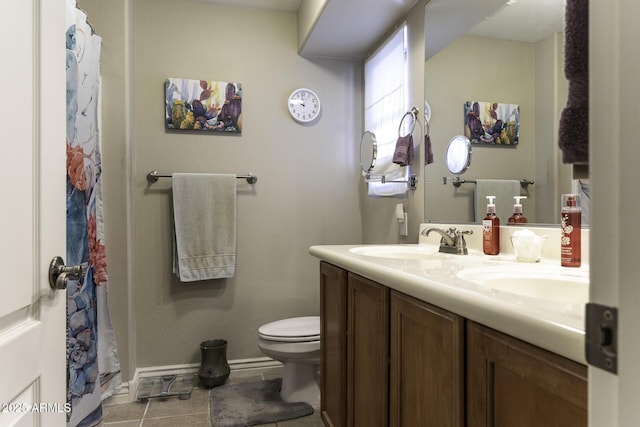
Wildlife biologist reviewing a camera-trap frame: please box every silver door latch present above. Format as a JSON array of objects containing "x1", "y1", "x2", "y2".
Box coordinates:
[{"x1": 585, "y1": 303, "x2": 617, "y2": 374}]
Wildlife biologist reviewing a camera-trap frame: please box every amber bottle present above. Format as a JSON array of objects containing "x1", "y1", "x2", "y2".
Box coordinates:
[
  {"x1": 561, "y1": 194, "x2": 581, "y2": 267},
  {"x1": 508, "y1": 196, "x2": 528, "y2": 224},
  {"x1": 483, "y1": 196, "x2": 500, "y2": 255}
]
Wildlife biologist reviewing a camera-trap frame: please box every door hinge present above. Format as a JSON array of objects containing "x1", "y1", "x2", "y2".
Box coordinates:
[{"x1": 585, "y1": 303, "x2": 617, "y2": 374}]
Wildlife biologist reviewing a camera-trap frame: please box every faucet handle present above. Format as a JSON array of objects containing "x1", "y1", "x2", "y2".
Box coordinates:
[
  {"x1": 442, "y1": 227, "x2": 458, "y2": 239},
  {"x1": 453, "y1": 229, "x2": 472, "y2": 255}
]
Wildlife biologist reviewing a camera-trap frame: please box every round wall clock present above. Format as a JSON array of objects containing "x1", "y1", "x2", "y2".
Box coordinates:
[{"x1": 287, "y1": 88, "x2": 321, "y2": 124}]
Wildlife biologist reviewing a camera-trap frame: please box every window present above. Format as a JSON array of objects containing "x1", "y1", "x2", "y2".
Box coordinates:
[{"x1": 364, "y1": 24, "x2": 408, "y2": 196}]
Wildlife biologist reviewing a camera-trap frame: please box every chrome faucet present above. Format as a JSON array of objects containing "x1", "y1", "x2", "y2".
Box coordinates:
[{"x1": 421, "y1": 227, "x2": 473, "y2": 255}]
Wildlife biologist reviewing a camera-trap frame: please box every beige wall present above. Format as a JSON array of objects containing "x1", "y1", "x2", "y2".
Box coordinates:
[
  {"x1": 424, "y1": 35, "x2": 537, "y2": 223},
  {"x1": 82, "y1": 0, "x2": 363, "y2": 379},
  {"x1": 534, "y1": 32, "x2": 572, "y2": 224}
]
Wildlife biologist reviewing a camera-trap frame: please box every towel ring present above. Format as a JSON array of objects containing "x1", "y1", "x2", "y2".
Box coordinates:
[{"x1": 398, "y1": 107, "x2": 419, "y2": 138}]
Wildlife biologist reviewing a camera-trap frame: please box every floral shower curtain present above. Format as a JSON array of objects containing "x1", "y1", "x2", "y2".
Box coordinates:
[{"x1": 66, "y1": 2, "x2": 121, "y2": 426}]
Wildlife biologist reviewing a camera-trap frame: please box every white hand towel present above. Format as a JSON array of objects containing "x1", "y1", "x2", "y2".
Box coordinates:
[
  {"x1": 172, "y1": 173, "x2": 236, "y2": 281},
  {"x1": 474, "y1": 179, "x2": 522, "y2": 223},
  {"x1": 367, "y1": 135, "x2": 410, "y2": 197}
]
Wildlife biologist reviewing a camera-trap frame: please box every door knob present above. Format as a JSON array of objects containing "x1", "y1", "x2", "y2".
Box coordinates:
[{"x1": 48, "y1": 256, "x2": 83, "y2": 290}]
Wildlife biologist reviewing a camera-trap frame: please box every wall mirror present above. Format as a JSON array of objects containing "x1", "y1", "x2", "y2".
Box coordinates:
[
  {"x1": 360, "y1": 130, "x2": 377, "y2": 174},
  {"x1": 423, "y1": 0, "x2": 574, "y2": 225}
]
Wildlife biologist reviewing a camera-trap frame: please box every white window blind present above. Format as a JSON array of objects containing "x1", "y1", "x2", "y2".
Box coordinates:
[{"x1": 364, "y1": 24, "x2": 408, "y2": 196}]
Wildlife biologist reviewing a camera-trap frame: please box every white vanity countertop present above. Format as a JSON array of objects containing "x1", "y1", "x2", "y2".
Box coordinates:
[{"x1": 310, "y1": 229, "x2": 588, "y2": 365}]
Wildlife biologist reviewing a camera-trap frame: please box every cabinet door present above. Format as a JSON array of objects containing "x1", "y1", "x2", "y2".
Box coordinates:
[
  {"x1": 389, "y1": 291, "x2": 464, "y2": 427},
  {"x1": 320, "y1": 262, "x2": 348, "y2": 427},
  {"x1": 466, "y1": 321, "x2": 588, "y2": 427},
  {"x1": 347, "y1": 273, "x2": 389, "y2": 427}
]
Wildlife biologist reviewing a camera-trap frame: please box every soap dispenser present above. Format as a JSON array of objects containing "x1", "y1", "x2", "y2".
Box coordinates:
[
  {"x1": 482, "y1": 196, "x2": 500, "y2": 255},
  {"x1": 508, "y1": 196, "x2": 528, "y2": 224},
  {"x1": 561, "y1": 194, "x2": 581, "y2": 267}
]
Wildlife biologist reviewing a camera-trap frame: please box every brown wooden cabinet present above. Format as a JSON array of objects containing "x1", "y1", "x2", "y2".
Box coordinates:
[
  {"x1": 320, "y1": 264, "x2": 463, "y2": 427},
  {"x1": 347, "y1": 272, "x2": 389, "y2": 427},
  {"x1": 318, "y1": 262, "x2": 587, "y2": 427},
  {"x1": 466, "y1": 321, "x2": 588, "y2": 427},
  {"x1": 319, "y1": 262, "x2": 348, "y2": 427},
  {"x1": 389, "y1": 290, "x2": 464, "y2": 427}
]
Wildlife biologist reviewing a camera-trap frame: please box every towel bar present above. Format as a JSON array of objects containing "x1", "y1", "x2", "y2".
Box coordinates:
[
  {"x1": 365, "y1": 173, "x2": 418, "y2": 190},
  {"x1": 147, "y1": 171, "x2": 258, "y2": 184},
  {"x1": 442, "y1": 176, "x2": 533, "y2": 188}
]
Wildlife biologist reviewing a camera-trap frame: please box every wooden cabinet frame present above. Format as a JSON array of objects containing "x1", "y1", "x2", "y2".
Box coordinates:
[{"x1": 320, "y1": 262, "x2": 348, "y2": 427}]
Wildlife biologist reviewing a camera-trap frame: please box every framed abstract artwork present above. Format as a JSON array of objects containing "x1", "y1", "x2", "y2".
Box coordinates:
[
  {"x1": 165, "y1": 77, "x2": 242, "y2": 133},
  {"x1": 464, "y1": 101, "x2": 519, "y2": 146}
]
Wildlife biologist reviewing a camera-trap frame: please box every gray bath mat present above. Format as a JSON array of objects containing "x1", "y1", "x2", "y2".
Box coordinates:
[{"x1": 210, "y1": 378, "x2": 314, "y2": 427}]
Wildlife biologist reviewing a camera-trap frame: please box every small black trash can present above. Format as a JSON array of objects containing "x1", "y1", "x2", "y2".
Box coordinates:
[{"x1": 198, "y1": 339, "x2": 230, "y2": 388}]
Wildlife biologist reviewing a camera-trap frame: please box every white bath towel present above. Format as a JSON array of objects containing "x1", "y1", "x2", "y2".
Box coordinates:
[
  {"x1": 474, "y1": 179, "x2": 522, "y2": 223},
  {"x1": 172, "y1": 173, "x2": 236, "y2": 281}
]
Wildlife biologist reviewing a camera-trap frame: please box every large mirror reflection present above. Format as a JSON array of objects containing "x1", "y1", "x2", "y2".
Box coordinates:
[{"x1": 423, "y1": 0, "x2": 575, "y2": 225}]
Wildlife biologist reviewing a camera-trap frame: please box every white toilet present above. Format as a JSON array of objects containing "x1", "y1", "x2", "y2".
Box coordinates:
[{"x1": 257, "y1": 316, "x2": 320, "y2": 405}]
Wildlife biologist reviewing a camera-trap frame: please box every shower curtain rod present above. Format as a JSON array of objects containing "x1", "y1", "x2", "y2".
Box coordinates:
[{"x1": 147, "y1": 170, "x2": 258, "y2": 184}]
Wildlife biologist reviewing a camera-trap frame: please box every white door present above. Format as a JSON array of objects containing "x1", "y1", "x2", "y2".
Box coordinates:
[
  {"x1": 0, "y1": 0, "x2": 67, "y2": 426},
  {"x1": 590, "y1": 0, "x2": 640, "y2": 425}
]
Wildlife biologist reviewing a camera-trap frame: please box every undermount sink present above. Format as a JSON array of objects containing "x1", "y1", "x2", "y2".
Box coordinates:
[
  {"x1": 348, "y1": 245, "x2": 442, "y2": 260},
  {"x1": 456, "y1": 266, "x2": 589, "y2": 304}
]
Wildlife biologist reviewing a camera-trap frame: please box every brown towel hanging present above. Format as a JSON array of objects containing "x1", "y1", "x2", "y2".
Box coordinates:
[
  {"x1": 558, "y1": 0, "x2": 589, "y2": 164},
  {"x1": 393, "y1": 134, "x2": 414, "y2": 166}
]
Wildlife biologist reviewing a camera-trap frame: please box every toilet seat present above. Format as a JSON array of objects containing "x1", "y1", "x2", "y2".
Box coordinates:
[{"x1": 258, "y1": 316, "x2": 320, "y2": 342}]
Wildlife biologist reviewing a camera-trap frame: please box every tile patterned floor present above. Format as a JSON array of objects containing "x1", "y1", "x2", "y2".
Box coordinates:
[{"x1": 100, "y1": 369, "x2": 323, "y2": 427}]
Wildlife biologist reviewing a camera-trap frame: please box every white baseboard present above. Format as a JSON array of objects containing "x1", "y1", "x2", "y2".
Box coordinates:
[{"x1": 103, "y1": 357, "x2": 281, "y2": 405}]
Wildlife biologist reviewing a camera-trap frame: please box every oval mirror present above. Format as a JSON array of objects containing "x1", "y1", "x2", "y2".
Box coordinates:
[
  {"x1": 360, "y1": 130, "x2": 377, "y2": 173},
  {"x1": 445, "y1": 135, "x2": 472, "y2": 175}
]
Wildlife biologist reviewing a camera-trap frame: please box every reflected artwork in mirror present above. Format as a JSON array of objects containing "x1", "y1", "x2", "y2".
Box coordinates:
[
  {"x1": 464, "y1": 101, "x2": 520, "y2": 146},
  {"x1": 423, "y1": 0, "x2": 575, "y2": 225}
]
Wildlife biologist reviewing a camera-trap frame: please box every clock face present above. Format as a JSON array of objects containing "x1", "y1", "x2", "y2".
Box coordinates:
[{"x1": 288, "y1": 88, "x2": 321, "y2": 123}]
